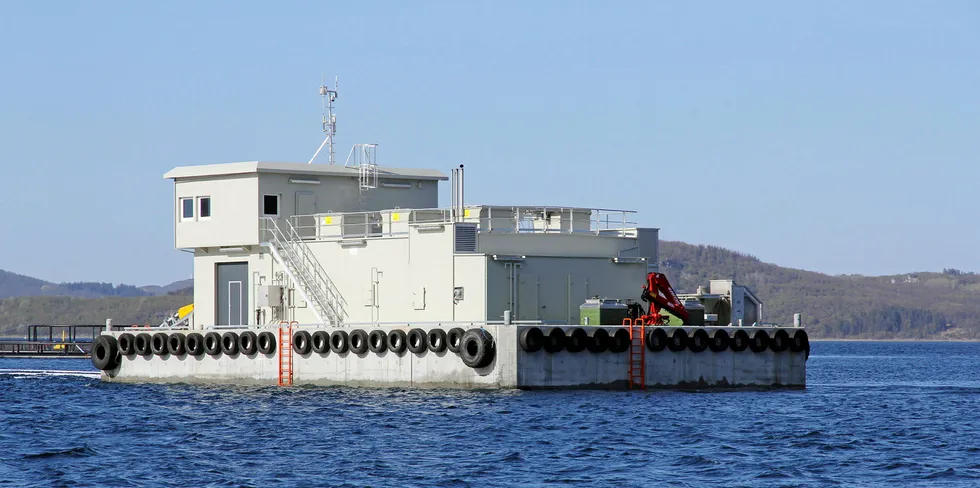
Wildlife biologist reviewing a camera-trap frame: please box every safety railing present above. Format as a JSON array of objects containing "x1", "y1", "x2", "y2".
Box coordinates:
[
  {"x1": 0, "y1": 340, "x2": 91, "y2": 356},
  {"x1": 260, "y1": 217, "x2": 348, "y2": 325},
  {"x1": 286, "y1": 205, "x2": 638, "y2": 243}
]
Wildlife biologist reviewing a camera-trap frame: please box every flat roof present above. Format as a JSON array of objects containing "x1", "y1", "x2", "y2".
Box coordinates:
[{"x1": 163, "y1": 161, "x2": 448, "y2": 181}]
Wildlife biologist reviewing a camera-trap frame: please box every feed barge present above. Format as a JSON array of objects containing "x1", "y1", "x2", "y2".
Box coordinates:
[{"x1": 90, "y1": 92, "x2": 808, "y2": 390}]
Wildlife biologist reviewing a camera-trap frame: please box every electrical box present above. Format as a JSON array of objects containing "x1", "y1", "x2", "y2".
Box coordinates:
[{"x1": 257, "y1": 285, "x2": 283, "y2": 308}]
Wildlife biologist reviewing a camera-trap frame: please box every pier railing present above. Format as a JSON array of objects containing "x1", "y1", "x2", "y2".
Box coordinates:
[{"x1": 0, "y1": 340, "x2": 90, "y2": 357}]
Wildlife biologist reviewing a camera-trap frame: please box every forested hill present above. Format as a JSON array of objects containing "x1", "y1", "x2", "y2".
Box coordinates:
[
  {"x1": 659, "y1": 241, "x2": 980, "y2": 340},
  {"x1": 0, "y1": 269, "x2": 191, "y2": 298},
  {"x1": 2, "y1": 246, "x2": 978, "y2": 339}
]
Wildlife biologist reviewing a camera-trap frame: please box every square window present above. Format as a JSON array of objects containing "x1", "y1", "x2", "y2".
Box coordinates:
[
  {"x1": 180, "y1": 198, "x2": 194, "y2": 221},
  {"x1": 263, "y1": 194, "x2": 279, "y2": 216},
  {"x1": 198, "y1": 197, "x2": 211, "y2": 219}
]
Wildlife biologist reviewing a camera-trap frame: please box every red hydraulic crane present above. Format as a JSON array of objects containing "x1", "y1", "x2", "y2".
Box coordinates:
[{"x1": 639, "y1": 272, "x2": 690, "y2": 325}]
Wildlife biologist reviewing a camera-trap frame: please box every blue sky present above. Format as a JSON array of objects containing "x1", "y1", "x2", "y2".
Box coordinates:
[{"x1": 1, "y1": 1, "x2": 977, "y2": 286}]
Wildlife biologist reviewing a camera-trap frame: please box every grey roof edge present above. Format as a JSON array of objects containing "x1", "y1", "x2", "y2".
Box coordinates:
[{"x1": 163, "y1": 161, "x2": 449, "y2": 180}]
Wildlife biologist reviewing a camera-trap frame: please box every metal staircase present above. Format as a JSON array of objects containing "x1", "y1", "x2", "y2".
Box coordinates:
[{"x1": 261, "y1": 217, "x2": 347, "y2": 326}]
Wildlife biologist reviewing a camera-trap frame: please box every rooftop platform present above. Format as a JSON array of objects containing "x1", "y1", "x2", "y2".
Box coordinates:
[{"x1": 164, "y1": 161, "x2": 448, "y2": 181}]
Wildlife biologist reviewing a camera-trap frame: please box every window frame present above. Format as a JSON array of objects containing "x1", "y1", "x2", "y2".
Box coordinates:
[
  {"x1": 197, "y1": 196, "x2": 212, "y2": 220},
  {"x1": 262, "y1": 194, "x2": 280, "y2": 217},
  {"x1": 179, "y1": 197, "x2": 195, "y2": 221}
]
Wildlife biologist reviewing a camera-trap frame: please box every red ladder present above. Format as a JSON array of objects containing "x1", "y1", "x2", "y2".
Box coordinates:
[
  {"x1": 278, "y1": 322, "x2": 294, "y2": 386},
  {"x1": 626, "y1": 319, "x2": 645, "y2": 390}
]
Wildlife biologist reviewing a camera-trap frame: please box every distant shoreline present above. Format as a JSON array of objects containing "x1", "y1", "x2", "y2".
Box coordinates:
[{"x1": 811, "y1": 338, "x2": 980, "y2": 343}]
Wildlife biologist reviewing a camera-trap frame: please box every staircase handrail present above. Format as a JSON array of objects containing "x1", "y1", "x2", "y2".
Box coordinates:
[
  {"x1": 283, "y1": 219, "x2": 349, "y2": 318},
  {"x1": 260, "y1": 217, "x2": 347, "y2": 325}
]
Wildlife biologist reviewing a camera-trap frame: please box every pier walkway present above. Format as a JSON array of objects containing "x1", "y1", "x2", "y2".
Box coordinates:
[{"x1": 0, "y1": 325, "x2": 102, "y2": 358}]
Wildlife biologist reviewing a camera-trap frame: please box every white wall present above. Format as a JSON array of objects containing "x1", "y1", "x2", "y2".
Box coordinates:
[
  {"x1": 192, "y1": 222, "x2": 648, "y2": 328},
  {"x1": 192, "y1": 249, "x2": 266, "y2": 329},
  {"x1": 175, "y1": 175, "x2": 259, "y2": 248},
  {"x1": 257, "y1": 173, "x2": 439, "y2": 219}
]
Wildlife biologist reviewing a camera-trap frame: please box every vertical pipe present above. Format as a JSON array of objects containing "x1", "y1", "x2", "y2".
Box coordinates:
[
  {"x1": 450, "y1": 168, "x2": 456, "y2": 221},
  {"x1": 459, "y1": 164, "x2": 464, "y2": 218}
]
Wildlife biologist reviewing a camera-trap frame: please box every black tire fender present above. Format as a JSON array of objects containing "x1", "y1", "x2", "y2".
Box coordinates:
[
  {"x1": 387, "y1": 329, "x2": 407, "y2": 354},
  {"x1": 257, "y1": 331, "x2": 276, "y2": 354},
  {"x1": 168, "y1": 333, "x2": 186, "y2": 356},
  {"x1": 667, "y1": 328, "x2": 688, "y2": 352},
  {"x1": 427, "y1": 329, "x2": 447, "y2": 353},
  {"x1": 608, "y1": 328, "x2": 631, "y2": 353},
  {"x1": 135, "y1": 333, "x2": 152, "y2": 356},
  {"x1": 585, "y1": 328, "x2": 609, "y2": 353},
  {"x1": 117, "y1": 333, "x2": 136, "y2": 356},
  {"x1": 645, "y1": 328, "x2": 667, "y2": 352},
  {"x1": 688, "y1": 329, "x2": 709, "y2": 353},
  {"x1": 543, "y1": 327, "x2": 566, "y2": 353},
  {"x1": 459, "y1": 328, "x2": 495, "y2": 368},
  {"x1": 204, "y1": 332, "x2": 222, "y2": 356},
  {"x1": 311, "y1": 331, "x2": 330, "y2": 354},
  {"x1": 749, "y1": 329, "x2": 769, "y2": 353},
  {"x1": 221, "y1": 332, "x2": 240, "y2": 355},
  {"x1": 790, "y1": 329, "x2": 810, "y2": 360},
  {"x1": 730, "y1": 329, "x2": 749, "y2": 352},
  {"x1": 708, "y1": 329, "x2": 729, "y2": 352},
  {"x1": 349, "y1": 329, "x2": 368, "y2": 354},
  {"x1": 519, "y1": 327, "x2": 544, "y2": 353},
  {"x1": 292, "y1": 330, "x2": 312, "y2": 355},
  {"x1": 770, "y1": 329, "x2": 789, "y2": 352},
  {"x1": 407, "y1": 328, "x2": 427, "y2": 354},
  {"x1": 239, "y1": 331, "x2": 258, "y2": 355},
  {"x1": 185, "y1": 333, "x2": 205, "y2": 356},
  {"x1": 368, "y1": 330, "x2": 388, "y2": 353},
  {"x1": 565, "y1": 328, "x2": 588, "y2": 353},
  {"x1": 330, "y1": 330, "x2": 349, "y2": 354},
  {"x1": 151, "y1": 333, "x2": 169, "y2": 356},
  {"x1": 91, "y1": 335, "x2": 119, "y2": 371},
  {"x1": 446, "y1": 327, "x2": 465, "y2": 354}
]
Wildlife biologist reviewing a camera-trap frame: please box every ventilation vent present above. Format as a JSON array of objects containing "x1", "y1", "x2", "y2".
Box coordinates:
[{"x1": 454, "y1": 224, "x2": 477, "y2": 253}]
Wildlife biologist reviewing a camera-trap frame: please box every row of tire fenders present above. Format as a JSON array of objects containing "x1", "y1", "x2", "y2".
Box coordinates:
[
  {"x1": 519, "y1": 326, "x2": 810, "y2": 357},
  {"x1": 90, "y1": 327, "x2": 496, "y2": 371},
  {"x1": 91, "y1": 325, "x2": 808, "y2": 372}
]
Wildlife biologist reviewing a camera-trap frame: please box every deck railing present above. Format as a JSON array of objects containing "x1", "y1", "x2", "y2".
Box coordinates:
[{"x1": 287, "y1": 205, "x2": 638, "y2": 242}]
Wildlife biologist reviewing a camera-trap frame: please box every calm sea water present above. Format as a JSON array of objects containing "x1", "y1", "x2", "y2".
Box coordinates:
[{"x1": 1, "y1": 342, "x2": 978, "y2": 487}]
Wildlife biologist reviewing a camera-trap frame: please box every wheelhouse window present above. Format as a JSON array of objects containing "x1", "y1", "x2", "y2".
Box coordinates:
[
  {"x1": 180, "y1": 198, "x2": 194, "y2": 221},
  {"x1": 198, "y1": 197, "x2": 211, "y2": 219},
  {"x1": 263, "y1": 194, "x2": 279, "y2": 216}
]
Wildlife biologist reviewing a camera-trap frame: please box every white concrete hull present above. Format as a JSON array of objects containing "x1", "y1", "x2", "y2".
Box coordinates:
[{"x1": 100, "y1": 325, "x2": 807, "y2": 389}]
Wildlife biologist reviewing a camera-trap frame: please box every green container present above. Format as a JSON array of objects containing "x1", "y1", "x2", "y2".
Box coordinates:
[{"x1": 579, "y1": 297, "x2": 629, "y2": 326}]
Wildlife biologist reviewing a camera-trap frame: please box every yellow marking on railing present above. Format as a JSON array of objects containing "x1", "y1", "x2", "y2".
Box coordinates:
[
  {"x1": 392, "y1": 213, "x2": 401, "y2": 222},
  {"x1": 324, "y1": 216, "x2": 333, "y2": 225}
]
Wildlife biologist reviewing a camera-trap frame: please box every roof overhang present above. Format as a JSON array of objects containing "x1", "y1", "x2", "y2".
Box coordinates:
[{"x1": 164, "y1": 161, "x2": 448, "y2": 181}]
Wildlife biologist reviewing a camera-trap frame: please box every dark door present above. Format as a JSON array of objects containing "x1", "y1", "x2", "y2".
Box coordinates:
[{"x1": 216, "y1": 262, "x2": 248, "y2": 326}]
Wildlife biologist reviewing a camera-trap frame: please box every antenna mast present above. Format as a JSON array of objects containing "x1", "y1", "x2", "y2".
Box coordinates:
[{"x1": 307, "y1": 75, "x2": 338, "y2": 164}]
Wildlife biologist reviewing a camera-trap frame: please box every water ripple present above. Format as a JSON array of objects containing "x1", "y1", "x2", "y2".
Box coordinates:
[{"x1": 1, "y1": 343, "x2": 980, "y2": 486}]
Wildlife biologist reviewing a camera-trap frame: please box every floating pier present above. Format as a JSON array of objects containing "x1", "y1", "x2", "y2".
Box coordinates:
[
  {"x1": 90, "y1": 82, "x2": 808, "y2": 389},
  {"x1": 93, "y1": 322, "x2": 807, "y2": 389},
  {"x1": 0, "y1": 325, "x2": 102, "y2": 358}
]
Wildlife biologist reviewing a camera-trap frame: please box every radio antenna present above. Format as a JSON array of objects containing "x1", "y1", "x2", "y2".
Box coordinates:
[{"x1": 308, "y1": 75, "x2": 338, "y2": 164}]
